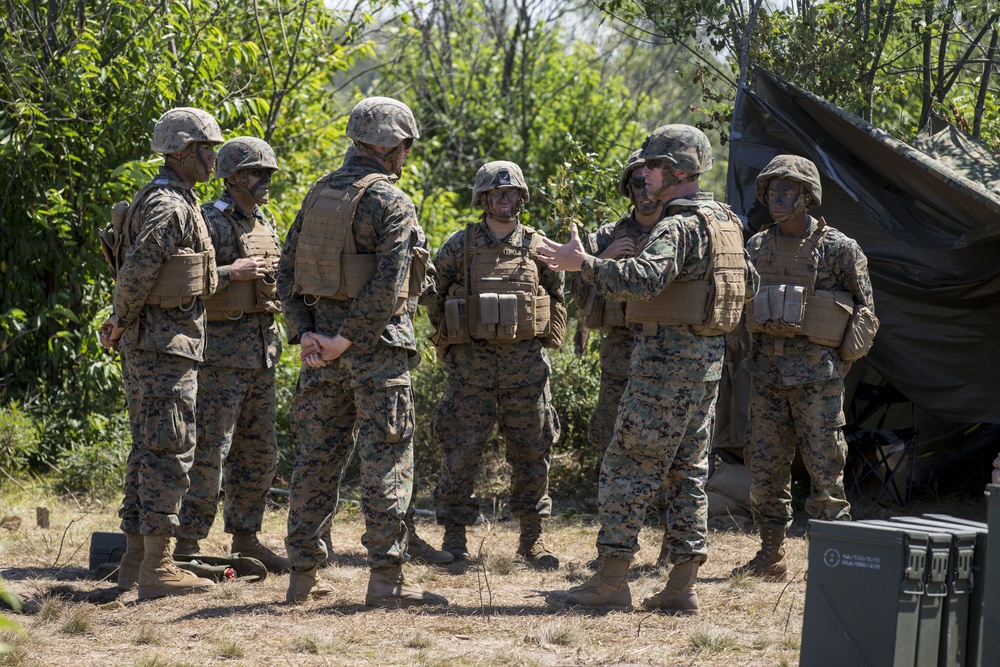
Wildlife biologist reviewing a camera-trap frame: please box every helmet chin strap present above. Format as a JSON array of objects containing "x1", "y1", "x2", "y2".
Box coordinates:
[
  {"x1": 170, "y1": 144, "x2": 211, "y2": 182},
  {"x1": 357, "y1": 140, "x2": 406, "y2": 177},
  {"x1": 772, "y1": 185, "x2": 812, "y2": 223},
  {"x1": 651, "y1": 166, "x2": 685, "y2": 203},
  {"x1": 482, "y1": 193, "x2": 522, "y2": 222}
]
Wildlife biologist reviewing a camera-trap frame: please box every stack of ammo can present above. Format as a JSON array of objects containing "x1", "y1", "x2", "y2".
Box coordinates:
[{"x1": 799, "y1": 484, "x2": 1000, "y2": 666}]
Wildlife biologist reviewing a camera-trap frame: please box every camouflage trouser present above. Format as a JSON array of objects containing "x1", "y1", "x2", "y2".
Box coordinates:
[
  {"x1": 432, "y1": 377, "x2": 559, "y2": 526},
  {"x1": 589, "y1": 369, "x2": 672, "y2": 526},
  {"x1": 118, "y1": 343, "x2": 198, "y2": 536},
  {"x1": 174, "y1": 365, "x2": 277, "y2": 540},
  {"x1": 596, "y1": 377, "x2": 716, "y2": 565},
  {"x1": 285, "y1": 355, "x2": 414, "y2": 570},
  {"x1": 746, "y1": 376, "x2": 850, "y2": 530}
]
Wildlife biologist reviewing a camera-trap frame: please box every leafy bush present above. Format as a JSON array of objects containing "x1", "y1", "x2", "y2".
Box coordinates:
[{"x1": 0, "y1": 402, "x2": 39, "y2": 474}]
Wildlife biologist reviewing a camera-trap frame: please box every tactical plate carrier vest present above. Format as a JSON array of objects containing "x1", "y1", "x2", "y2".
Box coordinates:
[
  {"x1": 292, "y1": 172, "x2": 427, "y2": 315},
  {"x1": 203, "y1": 201, "x2": 283, "y2": 321},
  {"x1": 584, "y1": 219, "x2": 641, "y2": 334},
  {"x1": 746, "y1": 218, "x2": 853, "y2": 347},
  {"x1": 100, "y1": 180, "x2": 216, "y2": 309},
  {"x1": 625, "y1": 200, "x2": 746, "y2": 337},
  {"x1": 439, "y1": 224, "x2": 553, "y2": 345}
]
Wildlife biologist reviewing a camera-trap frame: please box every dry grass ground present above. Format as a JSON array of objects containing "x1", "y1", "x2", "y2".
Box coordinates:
[{"x1": 0, "y1": 486, "x2": 986, "y2": 667}]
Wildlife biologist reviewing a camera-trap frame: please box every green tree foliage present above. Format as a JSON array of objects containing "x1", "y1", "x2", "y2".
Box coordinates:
[
  {"x1": 601, "y1": 0, "x2": 1000, "y2": 147},
  {"x1": 0, "y1": 0, "x2": 373, "y2": 411}
]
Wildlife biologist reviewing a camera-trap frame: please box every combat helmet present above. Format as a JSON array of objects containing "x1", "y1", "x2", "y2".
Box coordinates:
[
  {"x1": 617, "y1": 150, "x2": 646, "y2": 197},
  {"x1": 346, "y1": 97, "x2": 419, "y2": 148},
  {"x1": 754, "y1": 155, "x2": 823, "y2": 207},
  {"x1": 215, "y1": 137, "x2": 279, "y2": 180},
  {"x1": 639, "y1": 124, "x2": 713, "y2": 174},
  {"x1": 150, "y1": 107, "x2": 223, "y2": 155},
  {"x1": 472, "y1": 161, "x2": 529, "y2": 207}
]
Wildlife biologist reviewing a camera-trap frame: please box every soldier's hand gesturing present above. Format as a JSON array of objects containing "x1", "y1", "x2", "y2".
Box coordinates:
[{"x1": 536, "y1": 223, "x2": 586, "y2": 272}]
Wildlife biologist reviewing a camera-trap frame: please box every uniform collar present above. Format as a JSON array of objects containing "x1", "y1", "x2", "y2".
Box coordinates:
[{"x1": 476, "y1": 218, "x2": 525, "y2": 247}]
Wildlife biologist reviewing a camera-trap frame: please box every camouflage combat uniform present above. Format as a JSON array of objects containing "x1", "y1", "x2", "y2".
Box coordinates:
[
  {"x1": 425, "y1": 220, "x2": 564, "y2": 527},
  {"x1": 175, "y1": 192, "x2": 282, "y2": 541},
  {"x1": 579, "y1": 193, "x2": 758, "y2": 564},
  {"x1": 278, "y1": 155, "x2": 423, "y2": 570},
  {"x1": 116, "y1": 166, "x2": 217, "y2": 536},
  {"x1": 744, "y1": 220, "x2": 874, "y2": 529}
]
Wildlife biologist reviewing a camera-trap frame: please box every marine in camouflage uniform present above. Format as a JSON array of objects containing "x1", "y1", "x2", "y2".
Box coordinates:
[
  {"x1": 540, "y1": 125, "x2": 758, "y2": 614},
  {"x1": 423, "y1": 161, "x2": 566, "y2": 568},
  {"x1": 278, "y1": 97, "x2": 446, "y2": 607},
  {"x1": 571, "y1": 150, "x2": 677, "y2": 566},
  {"x1": 172, "y1": 137, "x2": 290, "y2": 573},
  {"x1": 100, "y1": 107, "x2": 223, "y2": 600},
  {"x1": 733, "y1": 155, "x2": 876, "y2": 582}
]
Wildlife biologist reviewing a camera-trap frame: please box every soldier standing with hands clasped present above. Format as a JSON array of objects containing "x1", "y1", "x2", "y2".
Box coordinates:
[{"x1": 277, "y1": 97, "x2": 446, "y2": 608}]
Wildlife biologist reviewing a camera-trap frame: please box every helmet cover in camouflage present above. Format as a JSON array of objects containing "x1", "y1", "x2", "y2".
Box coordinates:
[
  {"x1": 214, "y1": 136, "x2": 279, "y2": 180},
  {"x1": 346, "y1": 97, "x2": 419, "y2": 148},
  {"x1": 638, "y1": 124, "x2": 713, "y2": 174},
  {"x1": 471, "y1": 161, "x2": 530, "y2": 206},
  {"x1": 754, "y1": 154, "x2": 823, "y2": 207},
  {"x1": 150, "y1": 107, "x2": 223, "y2": 154},
  {"x1": 617, "y1": 150, "x2": 646, "y2": 197}
]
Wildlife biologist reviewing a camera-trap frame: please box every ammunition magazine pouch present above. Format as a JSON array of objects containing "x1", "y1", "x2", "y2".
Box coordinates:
[
  {"x1": 144, "y1": 251, "x2": 211, "y2": 309},
  {"x1": 839, "y1": 304, "x2": 879, "y2": 361},
  {"x1": 747, "y1": 286, "x2": 854, "y2": 347},
  {"x1": 624, "y1": 204, "x2": 746, "y2": 337},
  {"x1": 585, "y1": 290, "x2": 627, "y2": 334},
  {"x1": 205, "y1": 209, "x2": 283, "y2": 321}
]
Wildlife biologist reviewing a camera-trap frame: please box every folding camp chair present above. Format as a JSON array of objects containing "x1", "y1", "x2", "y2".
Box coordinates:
[{"x1": 843, "y1": 381, "x2": 918, "y2": 505}]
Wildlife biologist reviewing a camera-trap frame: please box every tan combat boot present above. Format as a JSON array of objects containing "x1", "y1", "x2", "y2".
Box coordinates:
[
  {"x1": 173, "y1": 538, "x2": 200, "y2": 556},
  {"x1": 286, "y1": 565, "x2": 335, "y2": 604},
  {"x1": 232, "y1": 532, "x2": 291, "y2": 574},
  {"x1": 364, "y1": 565, "x2": 449, "y2": 608},
  {"x1": 516, "y1": 515, "x2": 559, "y2": 570},
  {"x1": 642, "y1": 561, "x2": 700, "y2": 615},
  {"x1": 442, "y1": 524, "x2": 470, "y2": 561},
  {"x1": 136, "y1": 536, "x2": 215, "y2": 600},
  {"x1": 548, "y1": 556, "x2": 632, "y2": 609},
  {"x1": 405, "y1": 515, "x2": 454, "y2": 565},
  {"x1": 731, "y1": 527, "x2": 788, "y2": 581},
  {"x1": 116, "y1": 533, "x2": 144, "y2": 591}
]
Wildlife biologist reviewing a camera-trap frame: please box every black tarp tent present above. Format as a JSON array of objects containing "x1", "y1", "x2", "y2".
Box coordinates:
[{"x1": 726, "y1": 69, "x2": 1000, "y2": 427}]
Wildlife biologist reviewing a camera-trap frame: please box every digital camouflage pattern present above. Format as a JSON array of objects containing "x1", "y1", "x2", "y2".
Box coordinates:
[
  {"x1": 745, "y1": 377, "x2": 850, "y2": 529},
  {"x1": 423, "y1": 219, "x2": 564, "y2": 525},
  {"x1": 346, "y1": 97, "x2": 419, "y2": 147},
  {"x1": 431, "y1": 378, "x2": 559, "y2": 526},
  {"x1": 744, "y1": 213, "x2": 873, "y2": 529},
  {"x1": 277, "y1": 154, "x2": 424, "y2": 570},
  {"x1": 471, "y1": 160, "x2": 530, "y2": 205},
  {"x1": 578, "y1": 192, "x2": 758, "y2": 563},
  {"x1": 639, "y1": 125, "x2": 713, "y2": 174},
  {"x1": 214, "y1": 137, "x2": 279, "y2": 180},
  {"x1": 754, "y1": 155, "x2": 823, "y2": 207},
  {"x1": 150, "y1": 107, "x2": 223, "y2": 155},
  {"x1": 114, "y1": 166, "x2": 217, "y2": 536},
  {"x1": 174, "y1": 193, "x2": 282, "y2": 541}
]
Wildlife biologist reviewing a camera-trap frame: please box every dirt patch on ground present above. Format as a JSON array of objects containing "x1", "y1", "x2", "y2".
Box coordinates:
[{"x1": 0, "y1": 491, "x2": 986, "y2": 666}]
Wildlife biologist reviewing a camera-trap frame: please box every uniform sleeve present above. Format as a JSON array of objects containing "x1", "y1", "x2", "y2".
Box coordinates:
[
  {"x1": 421, "y1": 232, "x2": 464, "y2": 330},
  {"x1": 580, "y1": 222, "x2": 682, "y2": 302},
  {"x1": 337, "y1": 189, "x2": 415, "y2": 350},
  {"x1": 570, "y1": 223, "x2": 617, "y2": 310},
  {"x1": 203, "y1": 207, "x2": 234, "y2": 294},
  {"x1": 833, "y1": 237, "x2": 875, "y2": 312},
  {"x1": 276, "y1": 210, "x2": 313, "y2": 344},
  {"x1": 113, "y1": 199, "x2": 182, "y2": 329},
  {"x1": 743, "y1": 248, "x2": 760, "y2": 301}
]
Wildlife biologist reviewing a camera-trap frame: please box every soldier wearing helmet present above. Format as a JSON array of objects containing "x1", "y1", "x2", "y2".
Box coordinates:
[
  {"x1": 276, "y1": 97, "x2": 447, "y2": 608},
  {"x1": 539, "y1": 124, "x2": 759, "y2": 614},
  {"x1": 570, "y1": 148, "x2": 684, "y2": 566},
  {"x1": 172, "y1": 136, "x2": 289, "y2": 574},
  {"x1": 424, "y1": 160, "x2": 566, "y2": 569},
  {"x1": 733, "y1": 155, "x2": 877, "y2": 582},
  {"x1": 98, "y1": 107, "x2": 222, "y2": 600}
]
